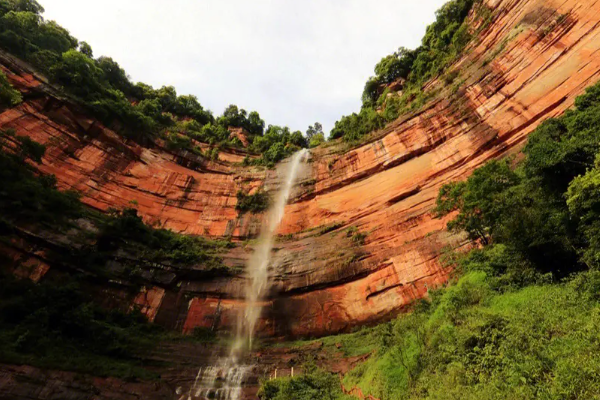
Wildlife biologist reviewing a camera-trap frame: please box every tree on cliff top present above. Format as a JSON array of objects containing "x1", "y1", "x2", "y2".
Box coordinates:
[{"x1": 332, "y1": 0, "x2": 477, "y2": 142}]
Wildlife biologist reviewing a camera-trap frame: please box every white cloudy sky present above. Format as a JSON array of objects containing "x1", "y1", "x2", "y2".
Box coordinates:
[{"x1": 41, "y1": 0, "x2": 447, "y2": 134}]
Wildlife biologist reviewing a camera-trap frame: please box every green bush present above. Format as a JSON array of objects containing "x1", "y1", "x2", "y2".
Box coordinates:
[
  {"x1": 259, "y1": 363, "x2": 350, "y2": 400},
  {"x1": 236, "y1": 191, "x2": 269, "y2": 214},
  {"x1": 346, "y1": 226, "x2": 367, "y2": 245},
  {"x1": 318, "y1": 222, "x2": 345, "y2": 235},
  {"x1": 98, "y1": 207, "x2": 232, "y2": 269},
  {"x1": 309, "y1": 132, "x2": 325, "y2": 148}
]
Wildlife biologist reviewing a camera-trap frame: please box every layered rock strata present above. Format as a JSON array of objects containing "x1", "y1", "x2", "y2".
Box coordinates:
[{"x1": 2, "y1": 0, "x2": 600, "y2": 339}]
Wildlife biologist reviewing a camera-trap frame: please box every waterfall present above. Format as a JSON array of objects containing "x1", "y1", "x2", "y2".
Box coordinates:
[
  {"x1": 180, "y1": 149, "x2": 308, "y2": 400},
  {"x1": 234, "y1": 148, "x2": 308, "y2": 353}
]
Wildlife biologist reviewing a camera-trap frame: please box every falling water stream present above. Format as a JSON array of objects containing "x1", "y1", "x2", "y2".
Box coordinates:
[{"x1": 181, "y1": 149, "x2": 308, "y2": 400}]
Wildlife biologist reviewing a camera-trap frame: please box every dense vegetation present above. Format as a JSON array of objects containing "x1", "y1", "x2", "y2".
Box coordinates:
[
  {"x1": 0, "y1": 272, "x2": 162, "y2": 379},
  {"x1": 0, "y1": 0, "x2": 307, "y2": 163},
  {"x1": 261, "y1": 81, "x2": 600, "y2": 399},
  {"x1": 306, "y1": 122, "x2": 325, "y2": 148},
  {"x1": 245, "y1": 124, "x2": 308, "y2": 167},
  {"x1": 330, "y1": 0, "x2": 478, "y2": 142},
  {"x1": 235, "y1": 190, "x2": 270, "y2": 214},
  {"x1": 259, "y1": 362, "x2": 351, "y2": 400}
]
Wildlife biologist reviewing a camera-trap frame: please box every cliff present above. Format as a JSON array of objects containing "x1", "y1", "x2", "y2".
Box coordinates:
[{"x1": 2, "y1": 0, "x2": 600, "y2": 343}]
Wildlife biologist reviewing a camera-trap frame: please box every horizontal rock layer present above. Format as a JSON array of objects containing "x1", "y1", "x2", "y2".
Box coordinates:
[{"x1": 2, "y1": 0, "x2": 600, "y2": 340}]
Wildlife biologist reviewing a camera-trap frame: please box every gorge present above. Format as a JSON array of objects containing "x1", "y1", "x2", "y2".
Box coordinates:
[{"x1": 2, "y1": 0, "x2": 600, "y2": 398}]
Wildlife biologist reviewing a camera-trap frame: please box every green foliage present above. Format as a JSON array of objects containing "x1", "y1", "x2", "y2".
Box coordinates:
[
  {"x1": 206, "y1": 146, "x2": 219, "y2": 161},
  {"x1": 236, "y1": 190, "x2": 269, "y2": 214},
  {"x1": 259, "y1": 364, "x2": 350, "y2": 400},
  {"x1": 566, "y1": 155, "x2": 600, "y2": 268},
  {"x1": 325, "y1": 268, "x2": 600, "y2": 400},
  {"x1": 374, "y1": 48, "x2": 415, "y2": 85},
  {"x1": 191, "y1": 327, "x2": 217, "y2": 342},
  {"x1": 435, "y1": 159, "x2": 520, "y2": 244},
  {"x1": 331, "y1": 0, "x2": 478, "y2": 142},
  {"x1": 0, "y1": 272, "x2": 160, "y2": 379},
  {"x1": 523, "y1": 85, "x2": 600, "y2": 192},
  {"x1": 309, "y1": 132, "x2": 325, "y2": 148},
  {"x1": 165, "y1": 132, "x2": 192, "y2": 151},
  {"x1": 346, "y1": 226, "x2": 367, "y2": 245},
  {"x1": 50, "y1": 49, "x2": 107, "y2": 99},
  {"x1": 98, "y1": 207, "x2": 232, "y2": 268},
  {"x1": 306, "y1": 122, "x2": 323, "y2": 141},
  {"x1": 318, "y1": 221, "x2": 345, "y2": 235},
  {"x1": 219, "y1": 104, "x2": 265, "y2": 136},
  {"x1": 0, "y1": 69, "x2": 20, "y2": 107},
  {"x1": 330, "y1": 107, "x2": 385, "y2": 142},
  {"x1": 249, "y1": 124, "x2": 307, "y2": 166},
  {"x1": 78, "y1": 40, "x2": 92, "y2": 57},
  {"x1": 436, "y1": 81, "x2": 600, "y2": 275}
]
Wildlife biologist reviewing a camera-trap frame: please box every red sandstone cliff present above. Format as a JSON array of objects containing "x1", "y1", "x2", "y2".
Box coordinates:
[{"x1": 2, "y1": 0, "x2": 600, "y2": 341}]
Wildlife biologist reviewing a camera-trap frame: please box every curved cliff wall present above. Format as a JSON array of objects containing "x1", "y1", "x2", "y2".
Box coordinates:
[
  {"x1": 269, "y1": 0, "x2": 600, "y2": 336},
  {"x1": 2, "y1": 0, "x2": 600, "y2": 338}
]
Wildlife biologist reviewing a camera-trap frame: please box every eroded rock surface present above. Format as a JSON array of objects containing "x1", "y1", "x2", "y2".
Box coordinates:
[{"x1": 2, "y1": 0, "x2": 600, "y2": 340}]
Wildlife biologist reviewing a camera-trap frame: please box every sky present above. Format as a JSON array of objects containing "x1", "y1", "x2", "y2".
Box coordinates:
[{"x1": 41, "y1": 0, "x2": 448, "y2": 134}]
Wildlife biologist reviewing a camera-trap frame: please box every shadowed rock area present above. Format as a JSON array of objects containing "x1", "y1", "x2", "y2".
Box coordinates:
[{"x1": 2, "y1": 0, "x2": 600, "y2": 398}]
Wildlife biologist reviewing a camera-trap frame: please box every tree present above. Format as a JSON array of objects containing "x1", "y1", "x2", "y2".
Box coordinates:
[
  {"x1": 96, "y1": 57, "x2": 133, "y2": 95},
  {"x1": 136, "y1": 98, "x2": 162, "y2": 119},
  {"x1": 435, "y1": 160, "x2": 520, "y2": 245},
  {"x1": 247, "y1": 111, "x2": 265, "y2": 136},
  {"x1": 219, "y1": 105, "x2": 264, "y2": 136},
  {"x1": 374, "y1": 47, "x2": 415, "y2": 84},
  {"x1": 306, "y1": 122, "x2": 323, "y2": 140},
  {"x1": 362, "y1": 76, "x2": 381, "y2": 106},
  {"x1": 523, "y1": 86, "x2": 600, "y2": 193},
  {"x1": 78, "y1": 41, "x2": 93, "y2": 58},
  {"x1": 2, "y1": 10, "x2": 40, "y2": 32},
  {"x1": 50, "y1": 49, "x2": 106, "y2": 100},
  {"x1": 11, "y1": 0, "x2": 44, "y2": 13},
  {"x1": 289, "y1": 130, "x2": 307, "y2": 148},
  {"x1": 131, "y1": 82, "x2": 156, "y2": 100},
  {"x1": 155, "y1": 85, "x2": 177, "y2": 110},
  {"x1": 173, "y1": 94, "x2": 213, "y2": 125},
  {"x1": 36, "y1": 20, "x2": 77, "y2": 54}
]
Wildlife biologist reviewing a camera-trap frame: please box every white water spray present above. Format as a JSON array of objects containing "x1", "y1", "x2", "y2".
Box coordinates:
[
  {"x1": 181, "y1": 149, "x2": 308, "y2": 400},
  {"x1": 234, "y1": 148, "x2": 308, "y2": 353}
]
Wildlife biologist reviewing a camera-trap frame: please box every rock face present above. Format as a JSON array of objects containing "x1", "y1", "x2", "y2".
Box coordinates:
[{"x1": 2, "y1": 0, "x2": 600, "y2": 342}]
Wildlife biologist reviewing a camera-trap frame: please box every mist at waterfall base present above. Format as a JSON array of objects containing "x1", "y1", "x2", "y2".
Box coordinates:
[{"x1": 180, "y1": 149, "x2": 308, "y2": 400}]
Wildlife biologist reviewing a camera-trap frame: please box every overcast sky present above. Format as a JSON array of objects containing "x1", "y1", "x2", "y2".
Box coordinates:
[{"x1": 41, "y1": 0, "x2": 447, "y2": 134}]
